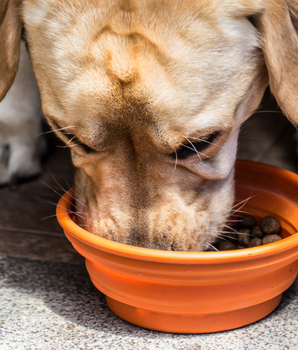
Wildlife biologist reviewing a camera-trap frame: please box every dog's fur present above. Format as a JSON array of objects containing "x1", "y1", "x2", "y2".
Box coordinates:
[{"x1": 1, "y1": 0, "x2": 298, "y2": 251}]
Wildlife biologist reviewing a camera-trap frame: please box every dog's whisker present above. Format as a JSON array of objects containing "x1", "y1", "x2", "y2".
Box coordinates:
[
  {"x1": 207, "y1": 234, "x2": 231, "y2": 242},
  {"x1": 230, "y1": 197, "x2": 253, "y2": 209},
  {"x1": 65, "y1": 179, "x2": 74, "y2": 191},
  {"x1": 65, "y1": 134, "x2": 78, "y2": 146},
  {"x1": 229, "y1": 208, "x2": 252, "y2": 215},
  {"x1": 35, "y1": 126, "x2": 75, "y2": 137},
  {"x1": 227, "y1": 195, "x2": 258, "y2": 217},
  {"x1": 46, "y1": 169, "x2": 69, "y2": 191},
  {"x1": 39, "y1": 180, "x2": 65, "y2": 199},
  {"x1": 37, "y1": 198, "x2": 64, "y2": 207},
  {"x1": 208, "y1": 206, "x2": 248, "y2": 215},
  {"x1": 229, "y1": 210, "x2": 252, "y2": 218},
  {"x1": 57, "y1": 143, "x2": 80, "y2": 149},
  {"x1": 182, "y1": 135, "x2": 202, "y2": 160},
  {"x1": 38, "y1": 198, "x2": 86, "y2": 215},
  {"x1": 42, "y1": 211, "x2": 85, "y2": 221},
  {"x1": 181, "y1": 143, "x2": 201, "y2": 154},
  {"x1": 173, "y1": 148, "x2": 178, "y2": 170},
  {"x1": 217, "y1": 230, "x2": 238, "y2": 234},
  {"x1": 230, "y1": 207, "x2": 251, "y2": 215},
  {"x1": 222, "y1": 224, "x2": 238, "y2": 232},
  {"x1": 230, "y1": 195, "x2": 257, "y2": 210},
  {"x1": 39, "y1": 181, "x2": 79, "y2": 216},
  {"x1": 46, "y1": 169, "x2": 86, "y2": 209},
  {"x1": 204, "y1": 242, "x2": 219, "y2": 251},
  {"x1": 187, "y1": 136, "x2": 220, "y2": 149},
  {"x1": 210, "y1": 194, "x2": 258, "y2": 214},
  {"x1": 222, "y1": 225, "x2": 250, "y2": 237},
  {"x1": 207, "y1": 229, "x2": 234, "y2": 236},
  {"x1": 62, "y1": 134, "x2": 81, "y2": 148},
  {"x1": 43, "y1": 202, "x2": 84, "y2": 219},
  {"x1": 230, "y1": 208, "x2": 251, "y2": 215}
]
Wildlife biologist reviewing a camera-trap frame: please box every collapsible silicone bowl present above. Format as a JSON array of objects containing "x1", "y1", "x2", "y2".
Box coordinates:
[{"x1": 57, "y1": 160, "x2": 298, "y2": 333}]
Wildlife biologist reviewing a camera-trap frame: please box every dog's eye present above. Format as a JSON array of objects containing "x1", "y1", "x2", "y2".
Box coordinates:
[
  {"x1": 51, "y1": 121, "x2": 94, "y2": 154},
  {"x1": 63, "y1": 132, "x2": 94, "y2": 154},
  {"x1": 171, "y1": 132, "x2": 220, "y2": 160},
  {"x1": 68, "y1": 136, "x2": 94, "y2": 154}
]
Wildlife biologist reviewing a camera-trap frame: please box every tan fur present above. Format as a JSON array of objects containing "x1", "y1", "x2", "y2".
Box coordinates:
[
  {"x1": 259, "y1": 0, "x2": 298, "y2": 123},
  {"x1": 1, "y1": 0, "x2": 298, "y2": 250},
  {"x1": 0, "y1": 0, "x2": 22, "y2": 101}
]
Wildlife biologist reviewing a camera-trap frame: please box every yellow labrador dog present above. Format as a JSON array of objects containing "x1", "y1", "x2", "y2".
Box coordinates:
[{"x1": 1, "y1": 0, "x2": 298, "y2": 251}]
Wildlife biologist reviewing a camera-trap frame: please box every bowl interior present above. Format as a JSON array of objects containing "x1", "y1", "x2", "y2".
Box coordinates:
[{"x1": 234, "y1": 160, "x2": 298, "y2": 239}]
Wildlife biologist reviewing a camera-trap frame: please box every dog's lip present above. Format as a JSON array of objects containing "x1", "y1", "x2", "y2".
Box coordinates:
[{"x1": 57, "y1": 187, "x2": 298, "y2": 264}]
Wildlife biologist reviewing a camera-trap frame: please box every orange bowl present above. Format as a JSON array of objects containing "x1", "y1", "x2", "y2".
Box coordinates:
[{"x1": 56, "y1": 160, "x2": 298, "y2": 333}]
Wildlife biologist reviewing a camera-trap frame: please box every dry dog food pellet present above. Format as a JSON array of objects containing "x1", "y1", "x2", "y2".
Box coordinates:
[
  {"x1": 237, "y1": 229, "x2": 251, "y2": 247},
  {"x1": 218, "y1": 241, "x2": 237, "y2": 251},
  {"x1": 251, "y1": 226, "x2": 264, "y2": 239},
  {"x1": 262, "y1": 234, "x2": 282, "y2": 245},
  {"x1": 261, "y1": 216, "x2": 281, "y2": 235},
  {"x1": 237, "y1": 215, "x2": 256, "y2": 229},
  {"x1": 214, "y1": 214, "x2": 282, "y2": 251},
  {"x1": 248, "y1": 237, "x2": 262, "y2": 247}
]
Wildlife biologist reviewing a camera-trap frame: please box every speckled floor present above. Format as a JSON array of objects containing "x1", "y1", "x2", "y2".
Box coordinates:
[
  {"x1": 0, "y1": 256, "x2": 298, "y2": 350},
  {"x1": 1, "y1": 89, "x2": 298, "y2": 349}
]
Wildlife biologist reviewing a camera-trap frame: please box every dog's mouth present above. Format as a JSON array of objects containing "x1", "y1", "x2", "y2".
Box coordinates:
[{"x1": 68, "y1": 194, "x2": 232, "y2": 252}]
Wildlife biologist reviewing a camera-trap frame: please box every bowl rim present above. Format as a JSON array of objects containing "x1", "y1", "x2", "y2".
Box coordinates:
[{"x1": 57, "y1": 160, "x2": 298, "y2": 263}]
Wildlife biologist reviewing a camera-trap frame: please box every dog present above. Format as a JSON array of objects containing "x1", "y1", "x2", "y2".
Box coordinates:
[{"x1": 1, "y1": 0, "x2": 298, "y2": 251}]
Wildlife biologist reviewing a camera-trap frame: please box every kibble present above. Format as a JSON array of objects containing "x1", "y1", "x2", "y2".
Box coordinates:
[
  {"x1": 214, "y1": 214, "x2": 282, "y2": 251},
  {"x1": 262, "y1": 234, "x2": 282, "y2": 245},
  {"x1": 261, "y1": 216, "x2": 281, "y2": 235},
  {"x1": 237, "y1": 214, "x2": 256, "y2": 229},
  {"x1": 218, "y1": 241, "x2": 237, "y2": 251},
  {"x1": 237, "y1": 229, "x2": 251, "y2": 247},
  {"x1": 251, "y1": 226, "x2": 264, "y2": 239},
  {"x1": 249, "y1": 237, "x2": 262, "y2": 247}
]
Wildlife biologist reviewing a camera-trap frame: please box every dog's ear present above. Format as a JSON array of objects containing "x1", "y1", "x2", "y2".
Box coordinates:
[
  {"x1": 257, "y1": 0, "x2": 298, "y2": 124},
  {"x1": 0, "y1": 0, "x2": 22, "y2": 101}
]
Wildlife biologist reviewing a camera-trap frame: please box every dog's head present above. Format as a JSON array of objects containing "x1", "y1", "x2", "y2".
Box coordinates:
[{"x1": 1, "y1": 0, "x2": 298, "y2": 250}]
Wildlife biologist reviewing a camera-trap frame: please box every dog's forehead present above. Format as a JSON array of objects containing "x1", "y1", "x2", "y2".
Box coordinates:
[{"x1": 23, "y1": 0, "x2": 263, "y2": 137}]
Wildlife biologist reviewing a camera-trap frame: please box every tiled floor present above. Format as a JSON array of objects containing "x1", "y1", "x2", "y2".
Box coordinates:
[{"x1": 0, "y1": 88, "x2": 298, "y2": 263}]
